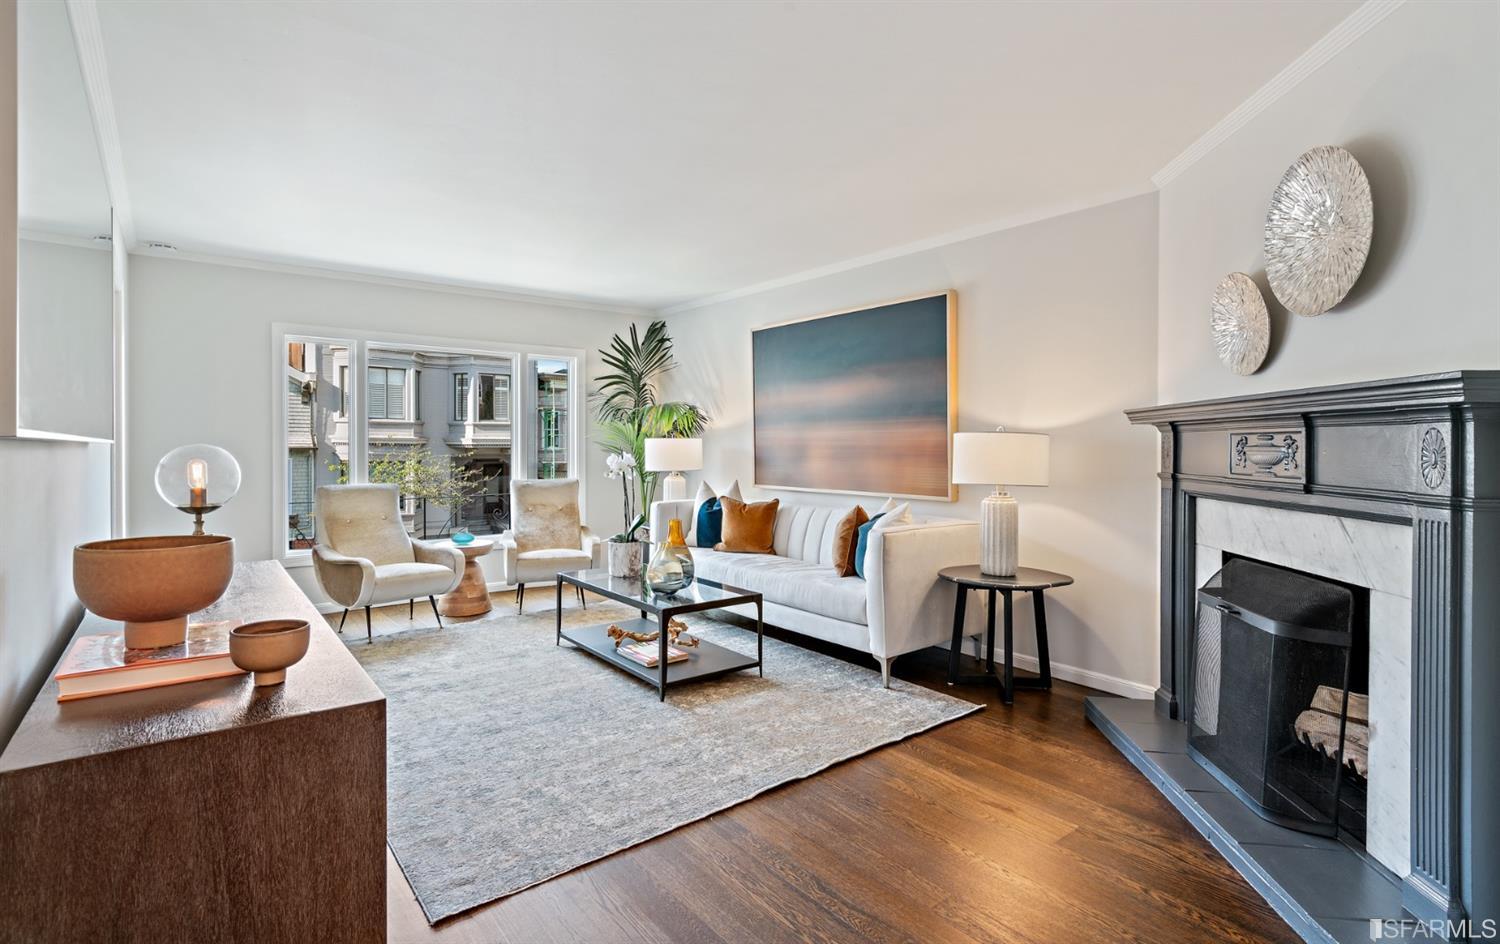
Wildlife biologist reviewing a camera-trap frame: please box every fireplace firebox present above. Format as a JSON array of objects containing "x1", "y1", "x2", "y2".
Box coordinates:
[{"x1": 1190, "y1": 557, "x2": 1368, "y2": 839}]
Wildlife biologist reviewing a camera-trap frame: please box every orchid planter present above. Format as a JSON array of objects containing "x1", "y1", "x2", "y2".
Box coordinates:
[{"x1": 606, "y1": 539, "x2": 643, "y2": 578}]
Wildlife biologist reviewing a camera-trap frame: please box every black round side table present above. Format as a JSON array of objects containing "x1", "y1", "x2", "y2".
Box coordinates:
[{"x1": 938, "y1": 565, "x2": 1074, "y2": 705}]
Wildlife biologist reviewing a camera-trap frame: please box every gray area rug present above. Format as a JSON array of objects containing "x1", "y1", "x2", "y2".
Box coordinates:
[{"x1": 351, "y1": 601, "x2": 980, "y2": 924}]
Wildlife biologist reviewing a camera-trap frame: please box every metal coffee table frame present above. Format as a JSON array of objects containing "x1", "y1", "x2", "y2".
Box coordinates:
[{"x1": 556, "y1": 569, "x2": 764, "y2": 701}]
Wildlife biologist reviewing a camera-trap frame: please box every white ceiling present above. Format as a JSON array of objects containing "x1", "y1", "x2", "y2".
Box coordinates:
[{"x1": 93, "y1": 0, "x2": 1362, "y2": 311}]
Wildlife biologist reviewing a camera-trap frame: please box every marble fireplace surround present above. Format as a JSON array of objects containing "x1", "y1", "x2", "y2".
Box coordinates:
[
  {"x1": 1099, "y1": 371, "x2": 1500, "y2": 941},
  {"x1": 1193, "y1": 498, "x2": 1411, "y2": 878}
]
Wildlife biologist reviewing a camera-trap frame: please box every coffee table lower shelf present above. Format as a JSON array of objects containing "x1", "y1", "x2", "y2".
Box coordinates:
[{"x1": 559, "y1": 619, "x2": 761, "y2": 700}]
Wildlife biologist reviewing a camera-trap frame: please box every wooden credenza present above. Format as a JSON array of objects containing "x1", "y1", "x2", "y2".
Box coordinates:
[{"x1": 0, "y1": 561, "x2": 386, "y2": 943}]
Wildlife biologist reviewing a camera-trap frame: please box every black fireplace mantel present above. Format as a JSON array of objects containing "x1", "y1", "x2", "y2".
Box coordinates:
[{"x1": 1119, "y1": 370, "x2": 1499, "y2": 935}]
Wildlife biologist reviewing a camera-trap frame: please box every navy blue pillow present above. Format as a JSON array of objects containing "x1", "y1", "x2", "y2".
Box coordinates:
[
  {"x1": 853, "y1": 512, "x2": 886, "y2": 579},
  {"x1": 696, "y1": 497, "x2": 724, "y2": 548}
]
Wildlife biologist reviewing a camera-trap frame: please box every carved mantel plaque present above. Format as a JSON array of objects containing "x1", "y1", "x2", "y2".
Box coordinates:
[{"x1": 1228, "y1": 430, "x2": 1303, "y2": 482}]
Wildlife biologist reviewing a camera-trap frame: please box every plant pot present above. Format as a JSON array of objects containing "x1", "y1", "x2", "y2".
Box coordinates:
[
  {"x1": 229, "y1": 619, "x2": 310, "y2": 686},
  {"x1": 607, "y1": 539, "x2": 643, "y2": 578}
]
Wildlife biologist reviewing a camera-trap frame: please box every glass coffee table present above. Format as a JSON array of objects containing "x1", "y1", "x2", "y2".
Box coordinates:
[{"x1": 556, "y1": 569, "x2": 764, "y2": 701}]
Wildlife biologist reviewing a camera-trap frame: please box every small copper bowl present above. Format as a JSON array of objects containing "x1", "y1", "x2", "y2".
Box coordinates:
[{"x1": 229, "y1": 619, "x2": 310, "y2": 686}]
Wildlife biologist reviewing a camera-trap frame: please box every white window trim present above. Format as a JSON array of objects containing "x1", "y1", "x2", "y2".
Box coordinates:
[{"x1": 271, "y1": 323, "x2": 585, "y2": 568}]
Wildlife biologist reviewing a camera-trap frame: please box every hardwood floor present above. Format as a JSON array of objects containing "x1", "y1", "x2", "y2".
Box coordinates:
[{"x1": 357, "y1": 598, "x2": 1299, "y2": 944}]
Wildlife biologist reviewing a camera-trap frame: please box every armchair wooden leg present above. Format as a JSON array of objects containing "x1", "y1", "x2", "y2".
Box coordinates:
[
  {"x1": 516, "y1": 583, "x2": 526, "y2": 612},
  {"x1": 429, "y1": 596, "x2": 443, "y2": 629},
  {"x1": 337, "y1": 609, "x2": 348, "y2": 634},
  {"x1": 409, "y1": 598, "x2": 414, "y2": 620},
  {"x1": 365, "y1": 605, "x2": 373, "y2": 643}
]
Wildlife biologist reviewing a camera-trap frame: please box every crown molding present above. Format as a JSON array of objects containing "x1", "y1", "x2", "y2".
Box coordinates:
[
  {"x1": 1151, "y1": 0, "x2": 1406, "y2": 189},
  {"x1": 64, "y1": 0, "x2": 135, "y2": 248},
  {"x1": 660, "y1": 185, "x2": 1156, "y2": 316},
  {"x1": 129, "y1": 244, "x2": 652, "y2": 316}
]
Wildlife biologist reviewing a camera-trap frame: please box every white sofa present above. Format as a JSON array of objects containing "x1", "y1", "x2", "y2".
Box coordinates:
[{"x1": 651, "y1": 497, "x2": 986, "y2": 686}]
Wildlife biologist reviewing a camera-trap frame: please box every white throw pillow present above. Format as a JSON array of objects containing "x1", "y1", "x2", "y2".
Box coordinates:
[{"x1": 860, "y1": 502, "x2": 910, "y2": 575}]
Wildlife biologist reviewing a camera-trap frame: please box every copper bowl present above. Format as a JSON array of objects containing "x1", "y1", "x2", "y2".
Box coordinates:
[
  {"x1": 229, "y1": 619, "x2": 310, "y2": 686},
  {"x1": 73, "y1": 535, "x2": 235, "y2": 649}
]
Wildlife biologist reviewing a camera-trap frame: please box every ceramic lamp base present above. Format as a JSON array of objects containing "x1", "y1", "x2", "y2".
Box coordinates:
[
  {"x1": 124, "y1": 615, "x2": 188, "y2": 649},
  {"x1": 979, "y1": 488, "x2": 1019, "y2": 577},
  {"x1": 660, "y1": 471, "x2": 688, "y2": 502}
]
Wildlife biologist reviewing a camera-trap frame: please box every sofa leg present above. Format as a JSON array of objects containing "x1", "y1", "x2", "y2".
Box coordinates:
[
  {"x1": 429, "y1": 595, "x2": 443, "y2": 629},
  {"x1": 879, "y1": 657, "x2": 893, "y2": 689},
  {"x1": 970, "y1": 634, "x2": 983, "y2": 661},
  {"x1": 409, "y1": 598, "x2": 414, "y2": 620},
  {"x1": 365, "y1": 605, "x2": 373, "y2": 644},
  {"x1": 337, "y1": 609, "x2": 348, "y2": 634},
  {"x1": 516, "y1": 583, "x2": 525, "y2": 612}
]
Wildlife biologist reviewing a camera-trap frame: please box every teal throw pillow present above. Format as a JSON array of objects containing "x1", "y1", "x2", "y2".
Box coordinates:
[
  {"x1": 853, "y1": 512, "x2": 886, "y2": 579},
  {"x1": 696, "y1": 497, "x2": 724, "y2": 548}
]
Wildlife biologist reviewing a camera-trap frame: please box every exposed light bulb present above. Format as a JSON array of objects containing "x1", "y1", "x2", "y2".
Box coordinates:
[{"x1": 187, "y1": 458, "x2": 209, "y2": 508}]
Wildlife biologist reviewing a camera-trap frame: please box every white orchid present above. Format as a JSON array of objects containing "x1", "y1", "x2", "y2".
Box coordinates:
[{"x1": 604, "y1": 450, "x2": 637, "y2": 479}]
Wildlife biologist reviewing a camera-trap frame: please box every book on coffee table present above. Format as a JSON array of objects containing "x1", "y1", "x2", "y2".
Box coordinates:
[
  {"x1": 615, "y1": 640, "x2": 690, "y2": 668},
  {"x1": 54, "y1": 620, "x2": 246, "y2": 701}
]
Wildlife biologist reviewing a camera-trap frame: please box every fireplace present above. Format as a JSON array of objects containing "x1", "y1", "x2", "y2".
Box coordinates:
[
  {"x1": 1083, "y1": 371, "x2": 1500, "y2": 942},
  {"x1": 1190, "y1": 557, "x2": 1367, "y2": 840}
]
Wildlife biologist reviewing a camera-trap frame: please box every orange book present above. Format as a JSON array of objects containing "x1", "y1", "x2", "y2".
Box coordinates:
[{"x1": 54, "y1": 620, "x2": 246, "y2": 702}]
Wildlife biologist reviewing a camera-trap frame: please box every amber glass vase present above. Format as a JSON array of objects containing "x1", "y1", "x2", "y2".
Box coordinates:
[{"x1": 645, "y1": 518, "x2": 696, "y2": 595}]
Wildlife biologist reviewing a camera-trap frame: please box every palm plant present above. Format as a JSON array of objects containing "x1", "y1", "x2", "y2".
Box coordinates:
[{"x1": 593, "y1": 321, "x2": 708, "y2": 536}]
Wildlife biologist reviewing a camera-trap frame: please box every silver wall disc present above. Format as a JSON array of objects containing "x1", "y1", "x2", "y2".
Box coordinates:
[
  {"x1": 1211, "y1": 272, "x2": 1270, "y2": 376},
  {"x1": 1263, "y1": 145, "x2": 1373, "y2": 316}
]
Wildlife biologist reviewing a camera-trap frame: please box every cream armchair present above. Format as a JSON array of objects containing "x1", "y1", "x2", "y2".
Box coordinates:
[
  {"x1": 312, "y1": 484, "x2": 464, "y2": 642},
  {"x1": 496, "y1": 478, "x2": 603, "y2": 611}
]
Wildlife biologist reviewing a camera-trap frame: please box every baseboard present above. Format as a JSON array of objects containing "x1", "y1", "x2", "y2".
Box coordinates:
[{"x1": 1008, "y1": 652, "x2": 1155, "y2": 700}]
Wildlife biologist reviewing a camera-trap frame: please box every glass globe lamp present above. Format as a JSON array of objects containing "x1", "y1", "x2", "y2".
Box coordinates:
[{"x1": 155, "y1": 444, "x2": 242, "y2": 535}]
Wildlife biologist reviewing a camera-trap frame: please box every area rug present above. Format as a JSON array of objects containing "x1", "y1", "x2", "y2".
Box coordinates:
[{"x1": 350, "y1": 601, "x2": 980, "y2": 924}]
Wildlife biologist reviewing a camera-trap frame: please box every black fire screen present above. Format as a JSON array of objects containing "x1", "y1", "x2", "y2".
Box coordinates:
[{"x1": 1190, "y1": 558, "x2": 1357, "y2": 837}]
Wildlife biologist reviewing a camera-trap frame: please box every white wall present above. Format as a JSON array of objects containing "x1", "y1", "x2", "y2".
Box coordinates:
[
  {"x1": 126, "y1": 254, "x2": 637, "y2": 602},
  {"x1": 664, "y1": 194, "x2": 1161, "y2": 696},
  {"x1": 0, "y1": 439, "x2": 112, "y2": 745},
  {"x1": 16, "y1": 238, "x2": 113, "y2": 438},
  {"x1": 1158, "y1": 0, "x2": 1500, "y2": 403}
]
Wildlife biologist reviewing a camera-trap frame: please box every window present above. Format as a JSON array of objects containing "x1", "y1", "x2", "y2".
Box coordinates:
[
  {"x1": 277, "y1": 331, "x2": 578, "y2": 556},
  {"x1": 368, "y1": 366, "x2": 406, "y2": 420},
  {"x1": 453, "y1": 373, "x2": 469, "y2": 421},
  {"x1": 281, "y1": 339, "x2": 350, "y2": 551},
  {"x1": 478, "y1": 373, "x2": 509, "y2": 422},
  {"x1": 530, "y1": 356, "x2": 570, "y2": 479}
]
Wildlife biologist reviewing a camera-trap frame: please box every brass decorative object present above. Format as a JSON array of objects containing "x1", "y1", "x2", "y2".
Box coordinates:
[
  {"x1": 1263, "y1": 145, "x2": 1373, "y2": 316},
  {"x1": 1211, "y1": 273, "x2": 1270, "y2": 376},
  {"x1": 606, "y1": 617, "x2": 700, "y2": 649}
]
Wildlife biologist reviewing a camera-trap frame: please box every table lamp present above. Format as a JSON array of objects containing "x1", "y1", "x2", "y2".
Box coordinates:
[
  {"x1": 644, "y1": 437, "x2": 703, "y2": 503},
  {"x1": 952, "y1": 429, "x2": 1049, "y2": 577},
  {"x1": 155, "y1": 444, "x2": 242, "y2": 535}
]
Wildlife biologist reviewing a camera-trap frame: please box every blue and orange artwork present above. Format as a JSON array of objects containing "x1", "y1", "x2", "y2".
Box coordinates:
[{"x1": 752, "y1": 292, "x2": 955, "y2": 500}]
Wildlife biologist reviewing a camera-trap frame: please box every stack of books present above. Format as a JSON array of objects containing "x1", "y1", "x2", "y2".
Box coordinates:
[
  {"x1": 54, "y1": 620, "x2": 245, "y2": 701},
  {"x1": 615, "y1": 640, "x2": 690, "y2": 668}
]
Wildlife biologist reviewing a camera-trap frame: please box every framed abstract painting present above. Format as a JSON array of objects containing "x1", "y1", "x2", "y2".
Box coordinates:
[{"x1": 752, "y1": 291, "x2": 957, "y2": 501}]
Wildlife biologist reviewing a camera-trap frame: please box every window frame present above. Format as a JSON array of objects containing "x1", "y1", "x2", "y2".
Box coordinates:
[{"x1": 271, "y1": 323, "x2": 584, "y2": 568}]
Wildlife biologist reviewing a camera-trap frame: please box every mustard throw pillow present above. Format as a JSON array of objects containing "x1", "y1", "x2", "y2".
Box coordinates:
[
  {"x1": 832, "y1": 505, "x2": 869, "y2": 577},
  {"x1": 714, "y1": 497, "x2": 779, "y2": 554}
]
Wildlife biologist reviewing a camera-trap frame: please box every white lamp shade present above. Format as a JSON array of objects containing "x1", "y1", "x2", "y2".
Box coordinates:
[
  {"x1": 952, "y1": 431, "x2": 1049, "y2": 487},
  {"x1": 643, "y1": 437, "x2": 703, "y2": 473}
]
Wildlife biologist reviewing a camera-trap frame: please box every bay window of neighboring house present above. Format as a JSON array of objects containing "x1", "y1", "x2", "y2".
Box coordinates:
[
  {"x1": 367, "y1": 366, "x2": 407, "y2": 420},
  {"x1": 477, "y1": 374, "x2": 508, "y2": 422}
]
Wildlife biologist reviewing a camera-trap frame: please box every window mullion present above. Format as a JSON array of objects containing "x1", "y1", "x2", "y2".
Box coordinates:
[{"x1": 350, "y1": 341, "x2": 369, "y2": 483}]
